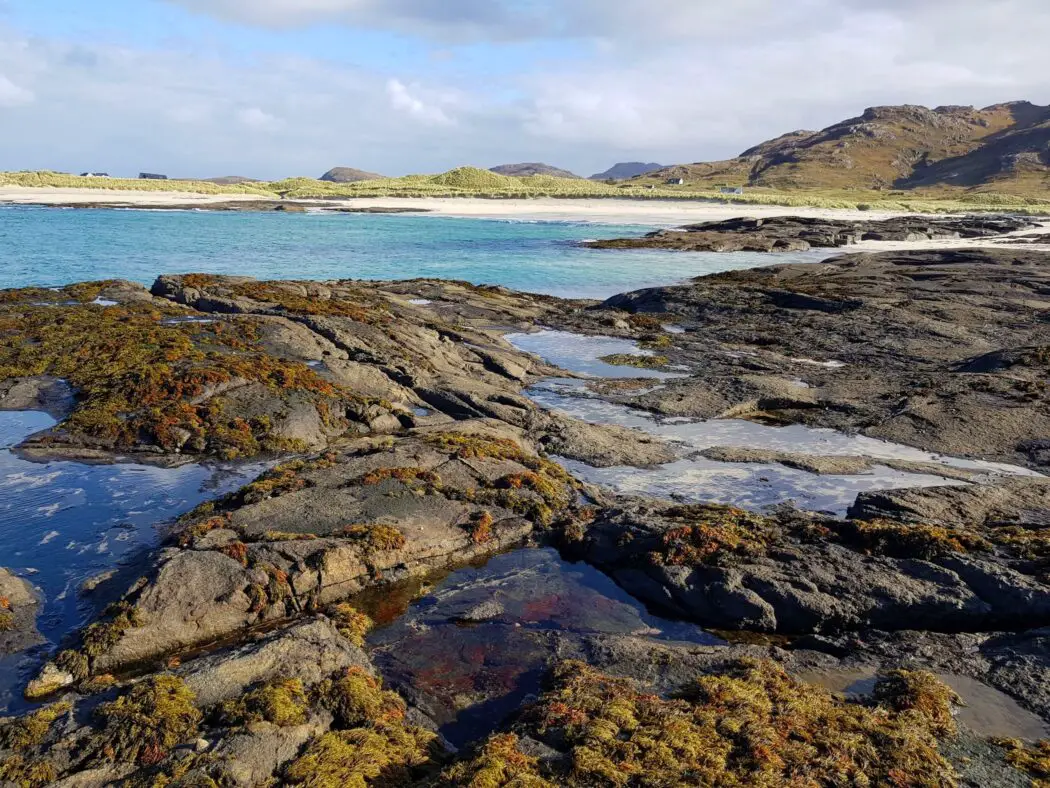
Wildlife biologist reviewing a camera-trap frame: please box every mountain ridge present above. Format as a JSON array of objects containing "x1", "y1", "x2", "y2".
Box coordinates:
[
  {"x1": 489, "y1": 162, "x2": 581, "y2": 179},
  {"x1": 590, "y1": 162, "x2": 665, "y2": 180},
  {"x1": 634, "y1": 101, "x2": 1050, "y2": 193}
]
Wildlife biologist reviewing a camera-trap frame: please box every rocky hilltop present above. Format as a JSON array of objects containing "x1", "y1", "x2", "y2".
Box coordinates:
[
  {"x1": 589, "y1": 162, "x2": 664, "y2": 180},
  {"x1": 1, "y1": 251, "x2": 1049, "y2": 786},
  {"x1": 636, "y1": 101, "x2": 1050, "y2": 193},
  {"x1": 318, "y1": 167, "x2": 383, "y2": 183},
  {"x1": 488, "y1": 162, "x2": 581, "y2": 179}
]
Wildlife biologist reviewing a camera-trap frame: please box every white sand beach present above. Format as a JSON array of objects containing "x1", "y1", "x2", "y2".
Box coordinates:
[
  {"x1": 0, "y1": 187, "x2": 905, "y2": 225},
  {"x1": 0, "y1": 186, "x2": 268, "y2": 207}
]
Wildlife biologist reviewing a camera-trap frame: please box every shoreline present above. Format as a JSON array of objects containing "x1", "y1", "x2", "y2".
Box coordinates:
[
  {"x1": 0, "y1": 186, "x2": 927, "y2": 226},
  {"x1": 3, "y1": 186, "x2": 1047, "y2": 251}
]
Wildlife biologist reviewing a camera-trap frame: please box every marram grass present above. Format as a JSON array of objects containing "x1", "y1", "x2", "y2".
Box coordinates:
[{"x1": 3, "y1": 167, "x2": 1049, "y2": 214}]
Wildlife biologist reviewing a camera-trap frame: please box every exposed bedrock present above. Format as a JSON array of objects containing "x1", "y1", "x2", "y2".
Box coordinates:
[
  {"x1": 570, "y1": 484, "x2": 1050, "y2": 637},
  {"x1": 556, "y1": 247, "x2": 1050, "y2": 471},
  {"x1": 39, "y1": 422, "x2": 593, "y2": 680},
  {"x1": 584, "y1": 214, "x2": 1038, "y2": 252}
]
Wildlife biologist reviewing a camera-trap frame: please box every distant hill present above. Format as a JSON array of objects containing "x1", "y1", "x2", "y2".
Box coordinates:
[
  {"x1": 319, "y1": 167, "x2": 383, "y2": 183},
  {"x1": 203, "y1": 176, "x2": 259, "y2": 185},
  {"x1": 633, "y1": 102, "x2": 1050, "y2": 193},
  {"x1": 590, "y1": 162, "x2": 665, "y2": 180},
  {"x1": 489, "y1": 163, "x2": 581, "y2": 179}
]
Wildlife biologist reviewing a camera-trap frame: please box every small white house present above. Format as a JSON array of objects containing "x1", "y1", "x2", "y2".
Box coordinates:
[
  {"x1": 79, "y1": 172, "x2": 111, "y2": 178},
  {"x1": 666, "y1": 177, "x2": 685, "y2": 185}
]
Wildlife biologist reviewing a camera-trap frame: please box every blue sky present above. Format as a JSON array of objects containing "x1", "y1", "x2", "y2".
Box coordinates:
[{"x1": 0, "y1": 0, "x2": 1047, "y2": 179}]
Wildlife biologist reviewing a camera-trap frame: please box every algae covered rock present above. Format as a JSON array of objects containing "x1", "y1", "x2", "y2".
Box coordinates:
[
  {"x1": 50, "y1": 424, "x2": 587, "y2": 677},
  {"x1": 574, "y1": 498, "x2": 1050, "y2": 636},
  {"x1": 443, "y1": 658, "x2": 965, "y2": 786}
]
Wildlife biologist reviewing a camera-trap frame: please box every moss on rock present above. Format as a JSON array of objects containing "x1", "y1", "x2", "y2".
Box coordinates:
[
  {"x1": 446, "y1": 658, "x2": 962, "y2": 787},
  {"x1": 0, "y1": 287, "x2": 360, "y2": 458},
  {"x1": 91, "y1": 675, "x2": 202, "y2": 766},
  {"x1": 216, "y1": 677, "x2": 310, "y2": 728}
]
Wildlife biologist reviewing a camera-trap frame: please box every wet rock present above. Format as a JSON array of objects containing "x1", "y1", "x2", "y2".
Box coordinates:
[
  {"x1": 533, "y1": 412, "x2": 677, "y2": 468},
  {"x1": 64, "y1": 424, "x2": 587, "y2": 675},
  {"x1": 0, "y1": 275, "x2": 570, "y2": 463},
  {"x1": 701, "y1": 446, "x2": 874, "y2": 475},
  {"x1": 700, "y1": 446, "x2": 982, "y2": 480},
  {"x1": 850, "y1": 477, "x2": 1050, "y2": 527},
  {"x1": 0, "y1": 376, "x2": 75, "y2": 420},
  {"x1": 579, "y1": 248, "x2": 1050, "y2": 471},
  {"x1": 78, "y1": 570, "x2": 118, "y2": 595},
  {"x1": 24, "y1": 662, "x2": 74, "y2": 700},
  {"x1": 178, "y1": 618, "x2": 373, "y2": 707},
  {"x1": 585, "y1": 214, "x2": 1037, "y2": 252},
  {"x1": 0, "y1": 568, "x2": 43, "y2": 658},
  {"x1": 455, "y1": 599, "x2": 505, "y2": 623},
  {"x1": 575, "y1": 498, "x2": 1050, "y2": 636},
  {"x1": 211, "y1": 716, "x2": 329, "y2": 787}
]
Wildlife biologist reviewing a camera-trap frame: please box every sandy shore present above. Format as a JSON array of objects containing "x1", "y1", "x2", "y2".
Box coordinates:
[
  {"x1": 0, "y1": 187, "x2": 906, "y2": 225},
  {"x1": 321, "y1": 197, "x2": 914, "y2": 226},
  {"x1": 0, "y1": 186, "x2": 268, "y2": 207}
]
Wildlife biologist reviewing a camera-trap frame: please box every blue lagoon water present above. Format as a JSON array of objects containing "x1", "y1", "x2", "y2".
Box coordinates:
[{"x1": 0, "y1": 205, "x2": 824, "y2": 298}]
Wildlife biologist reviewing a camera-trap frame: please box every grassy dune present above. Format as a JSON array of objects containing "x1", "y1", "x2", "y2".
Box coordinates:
[{"x1": 3, "y1": 167, "x2": 1050, "y2": 214}]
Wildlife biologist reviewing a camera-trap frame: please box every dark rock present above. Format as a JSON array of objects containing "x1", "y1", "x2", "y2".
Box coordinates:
[
  {"x1": 584, "y1": 215, "x2": 1038, "y2": 252},
  {"x1": 578, "y1": 248, "x2": 1050, "y2": 470}
]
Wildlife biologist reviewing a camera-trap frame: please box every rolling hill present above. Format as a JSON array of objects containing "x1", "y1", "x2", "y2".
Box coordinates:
[
  {"x1": 319, "y1": 167, "x2": 383, "y2": 183},
  {"x1": 635, "y1": 102, "x2": 1050, "y2": 193},
  {"x1": 489, "y1": 163, "x2": 581, "y2": 179},
  {"x1": 590, "y1": 162, "x2": 665, "y2": 180}
]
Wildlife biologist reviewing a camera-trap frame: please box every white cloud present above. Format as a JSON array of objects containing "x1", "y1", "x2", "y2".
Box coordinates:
[
  {"x1": 0, "y1": 74, "x2": 33, "y2": 107},
  {"x1": 1, "y1": 1, "x2": 1049, "y2": 177},
  {"x1": 386, "y1": 79, "x2": 454, "y2": 126}
]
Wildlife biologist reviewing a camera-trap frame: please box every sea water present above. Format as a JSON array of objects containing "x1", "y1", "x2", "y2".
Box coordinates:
[{"x1": 0, "y1": 205, "x2": 825, "y2": 298}]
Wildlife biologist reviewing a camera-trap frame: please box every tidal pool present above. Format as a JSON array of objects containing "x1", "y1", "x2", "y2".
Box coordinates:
[
  {"x1": 506, "y1": 328, "x2": 1039, "y2": 515},
  {"x1": 0, "y1": 411, "x2": 266, "y2": 709},
  {"x1": 366, "y1": 547, "x2": 719, "y2": 746}
]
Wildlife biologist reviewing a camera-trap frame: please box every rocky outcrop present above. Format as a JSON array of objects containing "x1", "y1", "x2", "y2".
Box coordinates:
[
  {"x1": 570, "y1": 498, "x2": 1050, "y2": 636},
  {"x1": 43, "y1": 422, "x2": 589, "y2": 678},
  {"x1": 0, "y1": 569, "x2": 43, "y2": 658},
  {"x1": 564, "y1": 248, "x2": 1050, "y2": 471},
  {"x1": 317, "y1": 167, "x2": 382, "y2": 183},
  {"x1": 850, "y1": 478, "x2": 1050, "y2": 528},
  {"x1": 585, "y1": 214, "x2": 1037, "y2": 252}
]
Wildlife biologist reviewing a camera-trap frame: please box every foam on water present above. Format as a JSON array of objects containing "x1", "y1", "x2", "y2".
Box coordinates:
[
  {"x1": 504, "y1": 330, "x2": 1038, "y2": 515},
  {"x1": 506, "y1": 330, "x2": 686, "y2": 380}
]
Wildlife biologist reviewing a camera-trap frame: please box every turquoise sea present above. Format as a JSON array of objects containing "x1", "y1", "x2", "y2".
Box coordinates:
[{"x1": 0, "y1": 205, "x2": 823, "y2": 298}]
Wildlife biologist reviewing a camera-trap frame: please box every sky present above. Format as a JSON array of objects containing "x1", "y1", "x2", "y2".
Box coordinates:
[{"x1": 0, "y1": 0, "x2": 1048, "y2": 179}]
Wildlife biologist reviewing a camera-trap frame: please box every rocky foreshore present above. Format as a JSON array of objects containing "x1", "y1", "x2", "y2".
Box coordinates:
[
  {"x1": 584, "y1": 214, "x2": 1041, "y2": 252},
  {"x1": 1, "y1": 249, "x2": 1049, "y2": 786}
]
